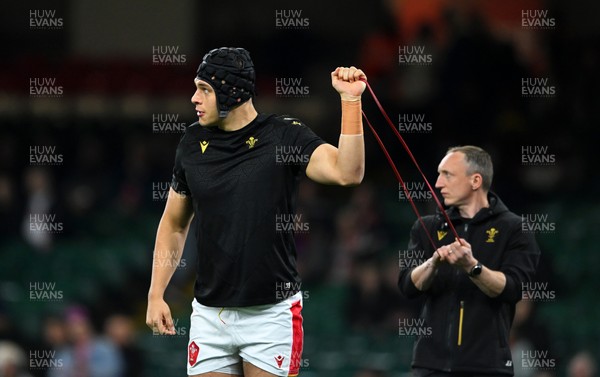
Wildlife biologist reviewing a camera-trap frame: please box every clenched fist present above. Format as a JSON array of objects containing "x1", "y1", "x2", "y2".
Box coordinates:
[{"x1": 331, "y1": 66, "x2": 367, "y2": 101}]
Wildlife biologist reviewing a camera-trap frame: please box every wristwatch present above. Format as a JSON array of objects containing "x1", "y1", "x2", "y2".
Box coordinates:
[{"x1": 469, "y1": 262, "x2": 483, "y2": 277}]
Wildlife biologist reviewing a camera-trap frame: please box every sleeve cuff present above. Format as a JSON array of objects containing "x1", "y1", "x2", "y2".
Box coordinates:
[
  {"x1": 497, "y1": 273, "x2": 521, "y2": 303},
  {"x1": 398, "y1": 267, "x2": 424, "y2": 299}
]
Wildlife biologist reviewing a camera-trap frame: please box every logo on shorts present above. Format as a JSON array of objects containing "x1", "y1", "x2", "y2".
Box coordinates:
[
  {"x1": 275, "y1": 355, "x2": 285, "y2": 368},
  {"x1": 188, "y1": 341, "x2": 199, "y2": 366}
]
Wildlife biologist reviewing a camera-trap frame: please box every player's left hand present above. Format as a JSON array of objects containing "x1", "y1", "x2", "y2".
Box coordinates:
[
  {"x1": 331, "y1": 66, "x2": 367, "y2": 101},
  {"x1": 437, "y1": 238, "x2": 477, "y2": 273}
]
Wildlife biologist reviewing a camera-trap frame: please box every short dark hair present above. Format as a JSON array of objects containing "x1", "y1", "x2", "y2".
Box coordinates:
[{"x1": 447, "y1": 146, "x2": 494, "y2": 192}]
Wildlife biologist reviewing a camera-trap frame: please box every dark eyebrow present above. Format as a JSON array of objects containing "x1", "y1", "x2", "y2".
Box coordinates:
[{"x1": 194, "y1": 81, "x2": 211, "y2": 90}]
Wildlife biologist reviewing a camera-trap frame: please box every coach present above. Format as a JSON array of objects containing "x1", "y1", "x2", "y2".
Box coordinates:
[{"x1": 398, "y1": 146, "x2": 540, "y2": 376}]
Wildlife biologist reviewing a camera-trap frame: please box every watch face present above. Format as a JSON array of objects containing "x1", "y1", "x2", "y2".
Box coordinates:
[{"x1": 470, "y1": 264, "x2": 482, "y2": 276}]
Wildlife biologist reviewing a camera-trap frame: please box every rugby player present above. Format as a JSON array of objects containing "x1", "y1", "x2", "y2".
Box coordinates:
[{"x1": 146, "y1": 47, "x2": 366, "y2": 377}]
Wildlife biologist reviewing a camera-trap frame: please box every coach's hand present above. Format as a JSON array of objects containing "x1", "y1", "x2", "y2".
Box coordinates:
[
  {"x1": 436, "y1": 238, "x2": 478, "y2": 273},
  {"x1": 331, "y1": 66, "x2": 367, "y2": 101},
  {"x1": 146, "y1": 298, "x2": 176, "y2": 335}
]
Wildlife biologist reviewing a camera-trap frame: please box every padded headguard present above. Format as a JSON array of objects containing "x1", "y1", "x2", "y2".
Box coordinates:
[{"x1": 196, "y1": 47, "x2": 256, "y2": 118}]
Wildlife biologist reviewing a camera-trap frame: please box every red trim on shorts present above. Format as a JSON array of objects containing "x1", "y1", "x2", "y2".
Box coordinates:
[{"x1": 288, "y1": 300, "x2": 303, "y2": 376}]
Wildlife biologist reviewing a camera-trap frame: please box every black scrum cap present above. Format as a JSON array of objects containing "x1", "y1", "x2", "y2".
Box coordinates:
[{"x1": 196, "y1": 47, "x2": 256, "y2": 118}]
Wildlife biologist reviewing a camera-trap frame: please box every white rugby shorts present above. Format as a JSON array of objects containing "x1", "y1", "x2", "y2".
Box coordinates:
[{"x1": 187, "y1": 292, "x2": 303, "y2": 376}]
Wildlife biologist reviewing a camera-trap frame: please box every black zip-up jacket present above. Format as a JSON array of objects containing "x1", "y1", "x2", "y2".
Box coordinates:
[{"x1": 398, "y1": 192, "x2": 540, "y2": 375}]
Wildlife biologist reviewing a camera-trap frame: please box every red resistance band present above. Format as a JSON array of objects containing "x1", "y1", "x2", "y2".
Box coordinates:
[{"x1": 359, "y1": 78, "x2": 463, "y2": 249}]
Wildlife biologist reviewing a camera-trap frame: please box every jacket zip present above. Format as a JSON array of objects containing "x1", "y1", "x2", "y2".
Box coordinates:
[
  {"x1": 457, "y1": 222, "x2": 468, "y2": 346},
  {"x1": 445, "y1": 269, "x2": 461, "y2": 371},
  {"x1": 443, "y1": 220, "x2": 468, "y2": 370},
  {"x1": 457, "y1": 300, "x2": 464, "y2": 346}
]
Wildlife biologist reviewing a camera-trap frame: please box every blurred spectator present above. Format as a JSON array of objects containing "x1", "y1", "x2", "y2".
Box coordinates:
[
  {"x1": 116, "y1": 137, "x2": 150, "y2": 216},
  {"x1": 345, "y1": 254, "x2": 384, "y2": 331},
  {"x1": 510, "y1": 300, "x2": 536, "y2": 377},
  {"x1": 0, "y1": 341, "x2": 33, "y2": 377},
  {"x1": 294, "y1": 179, "x2": 335, "y2": 285},
  {"x1": 345, "y1": 251, "x2": 419, "y2": 335},
  {"x1": 568, "y1": 351, "x2": 597, "y2": 377},
  {"x1": 104, "y1": 314, "x2": 142, "y2": 377},
  {"x1": 0, "y1": 305, "x2": 20, "y2": 344},
  {"x1": 42, "y1": 317, "x2": 67, "y2": 352},
  {"x1": 20, "y1": 168, "x2": 55, "y2": 252},
  {"x1": 40, "y1": 315, "x2": 68, "y2": 376},
  {"x1": 0, "y1": 174, "x2": 19, "y2": 236},
  {"x1": 330, "y1": 184, "x2": 389, "y2": 283},
  {"x1": 398, "y1": 24, "x2": 440, "y2": 107},
  {"x1": 510, "y1": 300, "x2": 556, "y2": 377},
  {"x1": 379, "y1": 252, "x2": 420, "y2": 330},
  {"x1": 48, "y1": 307, "x2": 122, "y2": 377}
]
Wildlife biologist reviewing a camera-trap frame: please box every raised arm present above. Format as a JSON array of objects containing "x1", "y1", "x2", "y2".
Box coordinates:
[{"x1": 306, "y1": 66, "x2": 366, "y2": 186}]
